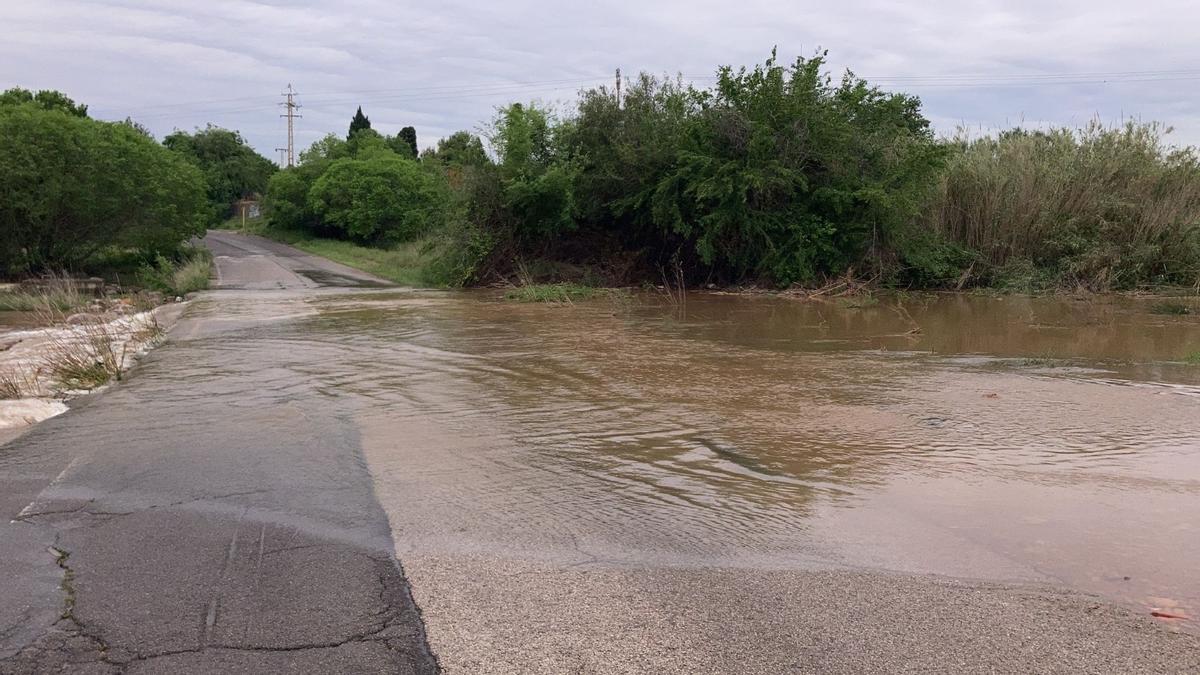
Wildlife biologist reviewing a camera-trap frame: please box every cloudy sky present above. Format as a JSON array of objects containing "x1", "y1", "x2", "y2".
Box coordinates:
[{"x1": 3, "y1": 0, "x2": 1198, "y2": 161}]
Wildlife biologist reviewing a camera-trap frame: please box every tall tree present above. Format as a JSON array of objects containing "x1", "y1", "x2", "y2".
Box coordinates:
[
  {"x1": 163, "y1": 125, "x2": 277, "y2": 224},
  {"x1": 397, "y1": 126, "x2": 418, "y2": 158},
  {"x1": 348, "y1": 106, "x2": 372, "y2": 139}
]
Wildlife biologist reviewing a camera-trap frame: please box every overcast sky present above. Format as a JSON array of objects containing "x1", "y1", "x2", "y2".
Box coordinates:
[{"x1": 3, "y1": 1, "x2": 1198, "y2": 161}]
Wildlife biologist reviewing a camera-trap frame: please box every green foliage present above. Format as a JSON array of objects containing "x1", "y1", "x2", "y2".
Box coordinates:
[
  {"x1": 262, "y1": 55, "x2": 1200, "y2": 293},
  {"x1": 307, "y1": 154, "x2": 444, "y2": 244},
  {"x1": 494, "y1": 103, "x2": 576, "y2": 243},
  {"x1": 137, "y1": 246, "x2": 212, "y2": 295},
  {"x1": 0, "y1": 103, "x2": 208, "y2": 276},
  {"x1": 0, "y1": 88, "x2": 88, "y2": 117},
  {"x1": 395, "y1": 126, "x2": 418, "y2": 158},
  {"x1": 438, "y1": 52, "x2": 944, "y2": 287},
  {"x1": 348, "y1": 107, "x2": 372, "y2": 139},
  {"x1": 423, "y1": 131, "x2": 491, "y2": 169},
  {"x1": 651, "y1": 52, "x2": 943, "y2": 284},
  {"x1": 926, "y1": 122, "x2": 1200, "y2": 290},
  {"x1": 163, "y1": 125, "x2": 276, "y2": 224}
]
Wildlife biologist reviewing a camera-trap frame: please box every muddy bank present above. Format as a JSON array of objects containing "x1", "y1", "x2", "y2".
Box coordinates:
[{"x1": 0, "y1": 302, "x2": 188, "y2": 442}]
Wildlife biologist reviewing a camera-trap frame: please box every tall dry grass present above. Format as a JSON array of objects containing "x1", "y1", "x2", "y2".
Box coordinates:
[
  {"x1": 925, "y1": 121, "x2": 1200, "y2": 290},
  {"x1": 0, "y1": 273, "x2": 91, "y2": 312},
  {"x1": 35, "y1": 307, "x2": 162, "y2": 390}
]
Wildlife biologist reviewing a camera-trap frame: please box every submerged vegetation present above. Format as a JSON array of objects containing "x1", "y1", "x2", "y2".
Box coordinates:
[
  {"x1": 1150, "y1": 301, "x2": 1193, "y2": 315},
  {"x1": 504, "y1": 283, "x2": 606, "y2": 303}
]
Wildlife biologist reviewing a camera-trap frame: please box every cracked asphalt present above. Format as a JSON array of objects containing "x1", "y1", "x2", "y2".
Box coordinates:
[{"x1": 0, "y1": 231, "x2": 435, "y2": 674}]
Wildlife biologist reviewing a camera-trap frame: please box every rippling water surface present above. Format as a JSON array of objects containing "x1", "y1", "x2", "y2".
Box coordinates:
[{"x1": 209, "y1": 290, "x2": 1200, "y2": 623}]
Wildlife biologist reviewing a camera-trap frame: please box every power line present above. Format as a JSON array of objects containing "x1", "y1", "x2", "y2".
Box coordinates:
[{"x1": 279, "y1": 84, "x2": 301, "y2": 167}]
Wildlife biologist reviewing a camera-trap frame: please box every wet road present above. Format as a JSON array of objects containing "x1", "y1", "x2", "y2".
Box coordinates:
[
  {"x1": 0, "y1": 231, "x2": 434, "y2": 673},
  {"x1": 2, "y1": 230, "x2": 1199, "y2": 673}
]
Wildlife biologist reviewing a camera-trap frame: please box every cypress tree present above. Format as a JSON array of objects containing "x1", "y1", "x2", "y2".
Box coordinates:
[{"x1": 348, "y1": 107, "x2": 371, "y2": 139}]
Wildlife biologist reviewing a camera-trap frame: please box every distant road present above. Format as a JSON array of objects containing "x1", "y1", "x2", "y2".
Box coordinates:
[{"x1": 204, "y1": 229, "x2": 392, "y2": 290}]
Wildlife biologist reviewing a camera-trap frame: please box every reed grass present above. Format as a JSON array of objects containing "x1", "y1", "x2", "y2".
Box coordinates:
[{"x1": 925, "y1": 121, "x2": 1200, "y2": 290}]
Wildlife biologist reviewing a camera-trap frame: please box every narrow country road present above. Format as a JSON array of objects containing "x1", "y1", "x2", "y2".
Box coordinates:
[
  {"x1": 2, "y1": 230, "x2": 1199, "y2": 674},
  {"x1": 0, "y1": 231, "x2": 435, "y2": 673}
]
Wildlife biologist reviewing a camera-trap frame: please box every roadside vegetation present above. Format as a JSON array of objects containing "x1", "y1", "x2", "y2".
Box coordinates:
[
  {"x1": 7, "y1": 51, "x2": 1200, "y2": 297},
  {"x1": 0, "y1": 88, "x2": 252, "y2": 295},
  {"x1": 253, "y1": 51, "x2": 1200, "y2": 294}
]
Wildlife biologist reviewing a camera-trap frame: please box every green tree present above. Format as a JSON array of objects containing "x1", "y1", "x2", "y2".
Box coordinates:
[
  {"x1": 646, "y1": 51, "x2": 944, "y2": 284},
  {"x1": 0, "y1": 88, "x2": 88, "y2": 117},
  {"x1": 491, "y1": 103, "x2": 575, "y2": 242},
  {"x1": 163, "y1": 125, "x2": 276, "y2": 224},
  {"x1": 0, "y1": 104, "x2": 207, "y2": 275},
  {"x1": 396, "y1": 126, "x2": 418, "y2": 158},
  {"x1": 307, "y1": 154, "x2": 444, "y2": 244},
  {"x1": 423, "y1": 131, "x2": 490, "y2": 169},
  {"x1": 348, "y1": 106, "x2": 372, "y2": 139}
]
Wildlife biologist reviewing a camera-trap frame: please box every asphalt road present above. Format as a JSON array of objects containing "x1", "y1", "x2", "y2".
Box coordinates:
[
  {"x1": 2, "y1": 230, "x2": 1198, "y2": 673},
  {"x1": 0, "y1": 231, "x2": 434, "y2": 673}
]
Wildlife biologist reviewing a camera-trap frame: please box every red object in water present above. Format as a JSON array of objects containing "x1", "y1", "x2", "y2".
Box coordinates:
[{"x1": 1150, "y1": 610, "x2": 1189, "y2": 620}]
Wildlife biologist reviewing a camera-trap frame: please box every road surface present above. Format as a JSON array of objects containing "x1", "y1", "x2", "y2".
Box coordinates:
[
  {"x1": 0, "y1": 231, "x2": 434, "y2": 673},
  {"x1": 1, "y1": 230, "x2": 1198, "y2": 673}
]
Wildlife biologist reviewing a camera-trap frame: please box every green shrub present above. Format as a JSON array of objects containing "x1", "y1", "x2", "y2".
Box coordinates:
[
  {"x1": 307, "y1": 154, "x2": 444, "y2": 244},
  {"x1": 137, "y1": 247, "x2": 212, "y2": 295}
]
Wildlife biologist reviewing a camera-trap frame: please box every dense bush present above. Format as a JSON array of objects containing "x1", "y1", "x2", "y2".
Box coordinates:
[
  {"x1": 163, "y1": 125, "x2": 276, "y2": 224},
  {"x1": 264, "y1": 132, "x2": 447, "y2": 245},
  {"x1": 439, "y1": 52, "x2": 947, "y2": 286},
  {"x1": 0, "y1": 97, "x2": 208, "y2": 276},
  {"x1": 309, "y1": 154, "x2": 443, "y2": 244}
]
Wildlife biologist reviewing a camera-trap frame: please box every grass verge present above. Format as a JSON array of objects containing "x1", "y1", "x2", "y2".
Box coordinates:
[{"x1": 236, "y1": 218, "x2": 437, "y2": 287}]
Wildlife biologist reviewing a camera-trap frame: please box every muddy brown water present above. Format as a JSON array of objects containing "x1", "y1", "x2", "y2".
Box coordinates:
[{"x1": 211, "y1": 290, "x2": 1200, "y2": 627}]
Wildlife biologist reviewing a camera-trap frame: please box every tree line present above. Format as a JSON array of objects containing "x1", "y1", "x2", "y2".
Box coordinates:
[
  {"x1": 266, "y1": 51, "x2": 1200, "y2": 290},
  {"x1": 5, "y1": 49, "x2": 1200, "y2": 291}
]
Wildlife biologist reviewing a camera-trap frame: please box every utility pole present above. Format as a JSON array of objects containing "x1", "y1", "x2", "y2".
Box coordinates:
[
  {"x1": 615, "y1": 68, "x2": 621, "y2": 109},
  {"x1": 279, "y1": 84, "x2": 301, "y2": 167},
  {"x1": 275, "y1": 147, "x2": 287, "y2": 167}
]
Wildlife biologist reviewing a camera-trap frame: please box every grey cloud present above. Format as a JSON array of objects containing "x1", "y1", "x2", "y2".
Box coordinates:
[{"x1": 2, "y1": 0, "x2": 1196, "y2": 157}]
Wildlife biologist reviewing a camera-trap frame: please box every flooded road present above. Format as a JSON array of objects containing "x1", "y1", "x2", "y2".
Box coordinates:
[
  {"x1": 309, "y1": 287, "x2": 1200, "y2": 670},
  {"x1": 310, "y1": 297, "x2": 1191, "y2": 589},
  {"x1": 3, "y1": 232, "x2": 1198, "y2": 673}
]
